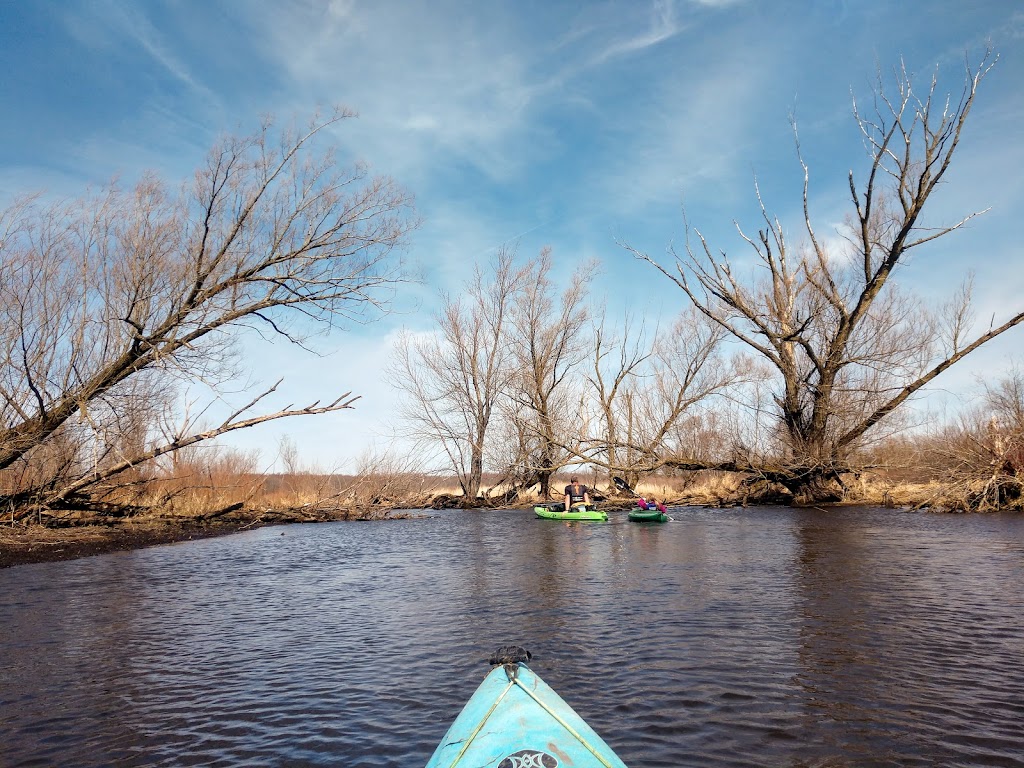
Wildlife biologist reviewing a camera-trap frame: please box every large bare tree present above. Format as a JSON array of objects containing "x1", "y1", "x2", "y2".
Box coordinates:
[
  {"x1": 628, "y1": 51, "x2": 1024, "y2": 502},
  {"x1": 0, "y1": 110, "x2": 415, "y2": 512},
  {"x1": 502, "y1": 249, "x2": 593, "y2": 498},
  {"x1": 390, "y1": 247, "x2": 527, "y2": 501}
]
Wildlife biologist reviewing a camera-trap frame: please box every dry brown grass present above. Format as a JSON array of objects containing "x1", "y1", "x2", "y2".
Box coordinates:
[
  {"x1": 491, "y1": 472, "x2": 745, "y2": 508},
  {"x1": 841, "y1": 471, "x2": 1023, "y2": 512}
]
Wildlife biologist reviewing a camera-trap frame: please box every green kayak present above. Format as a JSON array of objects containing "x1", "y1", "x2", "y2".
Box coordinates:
[
  {"x1": 534, "y1": 502, "x2": 608, "y2": 521},
  {"x1": 425, "y1": 646, "x2": 629, "y2": 768},
  {"x1": 628, "y1": 508, "x2": 669, "y2": 523}
]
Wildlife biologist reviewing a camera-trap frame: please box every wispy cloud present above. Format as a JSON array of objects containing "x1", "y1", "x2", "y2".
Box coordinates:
[
  {"x1": 690, "y1": 0, "x2": 747, "y2": 7},
  {"x1": 61, "y1": 0, "x2": 219, "y2": 107},
  {"x1": 3, "y1": 0, "x2": 1022, "y2": 467},
  {"x1": 589, "y1": 0, "x2": 685, "y2": 66},
  {"x1": 241, "y1": 1, "x2": 701, "y2": 187}
]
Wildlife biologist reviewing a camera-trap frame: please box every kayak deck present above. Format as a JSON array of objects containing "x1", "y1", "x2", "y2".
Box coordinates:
[{"x1": 425, "y1": 656, "x2": 628, "y2": 768}]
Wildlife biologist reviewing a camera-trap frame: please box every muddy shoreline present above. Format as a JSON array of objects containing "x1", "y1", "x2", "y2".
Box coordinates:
[
  {"x1": 0, "y1": 519, "x2": 281, "y2": 569},
  {"x1": 0, "y1": 504, "x2": 436, "y2": 569}
]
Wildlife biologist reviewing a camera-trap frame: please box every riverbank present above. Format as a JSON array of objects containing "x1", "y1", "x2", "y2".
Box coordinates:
[
  {"x1": 0, "y1": 477, "x2": 982, "y2": 569},
  {"x1": 0, "y1": 518, "x2": 280, "y2": 569},
  {"x1": 0, "y1": 506, "x2": 411, "y2": 569}
]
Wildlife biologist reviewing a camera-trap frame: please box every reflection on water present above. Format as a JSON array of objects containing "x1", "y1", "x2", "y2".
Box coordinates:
[
  {"x1": 791, "y1": 514, "x2": 1024, "y2": 766},
  {"x1": 2, "y1": 507, "x2": 1023, "y2": 767}
]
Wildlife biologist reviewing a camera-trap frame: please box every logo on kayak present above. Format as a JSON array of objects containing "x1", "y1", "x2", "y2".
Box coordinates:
[{"x1": 498, "y1": 749, "x2": 558, "y2": 768}]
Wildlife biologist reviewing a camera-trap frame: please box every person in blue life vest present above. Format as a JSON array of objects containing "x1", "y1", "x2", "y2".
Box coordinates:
[{"x1": 564, "y1": 476, "x2": 591, "y2": 511}]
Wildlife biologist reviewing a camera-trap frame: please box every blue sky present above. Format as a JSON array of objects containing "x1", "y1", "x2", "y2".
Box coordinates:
[{"x1": 2, "y1": 1, "x2": 1022, "y2": 471}]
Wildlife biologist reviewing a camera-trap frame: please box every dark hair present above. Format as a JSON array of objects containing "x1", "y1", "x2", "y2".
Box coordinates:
[{"x1": 570, "y1": 476, "x2": 578, "y2": 482}]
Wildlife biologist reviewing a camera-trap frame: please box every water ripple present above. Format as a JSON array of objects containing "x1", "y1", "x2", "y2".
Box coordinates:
[{"x1": 2, "y1": 508, "x2": 1024, "y2": 766}]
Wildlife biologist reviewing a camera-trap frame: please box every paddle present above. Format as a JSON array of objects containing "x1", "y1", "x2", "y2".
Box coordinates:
[
  {"x1": 613, "y1": 476, "x2": 667, "y2": 514},
  {"x1": 612, "y1": 476, "x2": 637, "y2": 496}
]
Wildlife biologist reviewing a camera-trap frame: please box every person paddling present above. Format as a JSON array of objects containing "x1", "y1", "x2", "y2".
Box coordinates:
[
  {"x1": 564, "y1": 475, "x2": 591, "y2": 512},
  {"x1": 637, "y1": 496, "x2": 667, "y2": 513}
]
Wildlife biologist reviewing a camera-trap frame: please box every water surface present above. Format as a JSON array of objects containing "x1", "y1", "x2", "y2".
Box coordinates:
[{"x1": 2, "y1": 506, "x2": 1023, "y2": 766}]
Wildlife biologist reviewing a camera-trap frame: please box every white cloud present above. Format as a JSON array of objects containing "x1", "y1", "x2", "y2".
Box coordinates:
[
  {"x1": 61, "y1": 0, "x2": 220, "y2": 107},
  {"x1": 235, "y1": 1, "x2": 715, "y2": 189},
  {"x1": 587, "y1": 53, "x2": 774, "y2": 221},
  {"x1": 242, "y1": 3, "x2": 542, "y2": 184},
  {"x1": 690, "y1": 0, "x2": 747, "y2": 7},
  {"x1": 5, "y1": 0, "x2": 1023, "y2": 469},
  {"x1": 589, "y1": 0, "x2": 685, "y2": 66}
]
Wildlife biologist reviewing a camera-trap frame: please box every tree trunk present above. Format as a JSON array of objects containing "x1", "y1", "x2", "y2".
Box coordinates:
[
  {"x1": 466, "y1": 449, "x2": 483, "y2": 501},
  {"x1": 787, "y1": 472, "x2": 844, "y2": 505},
  {"x1": 538, "y1": 469, "x2": 552, "y2": 499}
]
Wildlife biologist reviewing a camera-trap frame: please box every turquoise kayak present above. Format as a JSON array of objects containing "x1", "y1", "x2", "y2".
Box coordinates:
[
  {"x1": 534, "y1": 503, "x2": 607, "y2": 521},
  {"x1": 425, "y1": 647, "x2": 629, "y2": 768}
]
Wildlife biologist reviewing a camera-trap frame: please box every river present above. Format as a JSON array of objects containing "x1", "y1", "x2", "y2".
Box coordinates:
[{"x1": 2, "y1": 506, "x2": 1023, "y2": 767}]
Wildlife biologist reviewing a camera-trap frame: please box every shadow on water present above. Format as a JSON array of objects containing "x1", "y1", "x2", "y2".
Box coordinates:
[{"x1": 2, "y1": 506, "x2": 1023, "y2": 767}]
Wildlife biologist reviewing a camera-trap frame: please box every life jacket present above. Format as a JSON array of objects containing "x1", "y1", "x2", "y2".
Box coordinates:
[{"x1": 566, "y1": 483, "x2": 587, "y2": 503}]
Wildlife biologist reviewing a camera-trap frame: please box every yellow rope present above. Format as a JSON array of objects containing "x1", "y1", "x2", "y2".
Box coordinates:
[
  {"x1": 512, "y1": 676, "x2": 618, "y2": 768},
  {"x1": 446, "y1": 678, "x2": 514, "y2": 768},
  {"x1": 446, "y1": 668, "x2": 618, "y2": 768}
]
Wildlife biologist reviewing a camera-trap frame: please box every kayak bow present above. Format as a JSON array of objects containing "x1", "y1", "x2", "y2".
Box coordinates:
[{"x1": 425, "y1": 646, "x2": 629, "y2": 768}]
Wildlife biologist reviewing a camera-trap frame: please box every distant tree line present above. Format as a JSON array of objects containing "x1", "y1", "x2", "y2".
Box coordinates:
[{"x1": 390, "y1": 50, "x2": 1024, "y2": 508}]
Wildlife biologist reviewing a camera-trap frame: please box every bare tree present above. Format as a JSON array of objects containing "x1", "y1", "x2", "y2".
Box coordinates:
[
  {"x1": 628, "y1": 51, "x2": 1023, "y2": 502},
  {"x1": 0, "y1": 110, "x2": 415, "y2": 513},
  {"x1": 578, "y1": 308, "x2": 742, "y2": 488},
  {"x1": 579, "y1": 309, "x2": 653, "y2": 487},
  {"x1": 390, "y1": 247, "x2": 526, "y2": 501},
  {"x1": 634, "y1": 309, "x2": 747, "y2": 459},
  {"x1": 502, "y1": 249, "x2": 593, "y2": 498}
]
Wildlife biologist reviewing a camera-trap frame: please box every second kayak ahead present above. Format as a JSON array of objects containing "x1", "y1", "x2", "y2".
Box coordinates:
[{"x1": 628, "y1": 508, "x2": 669, "y2": 523}]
